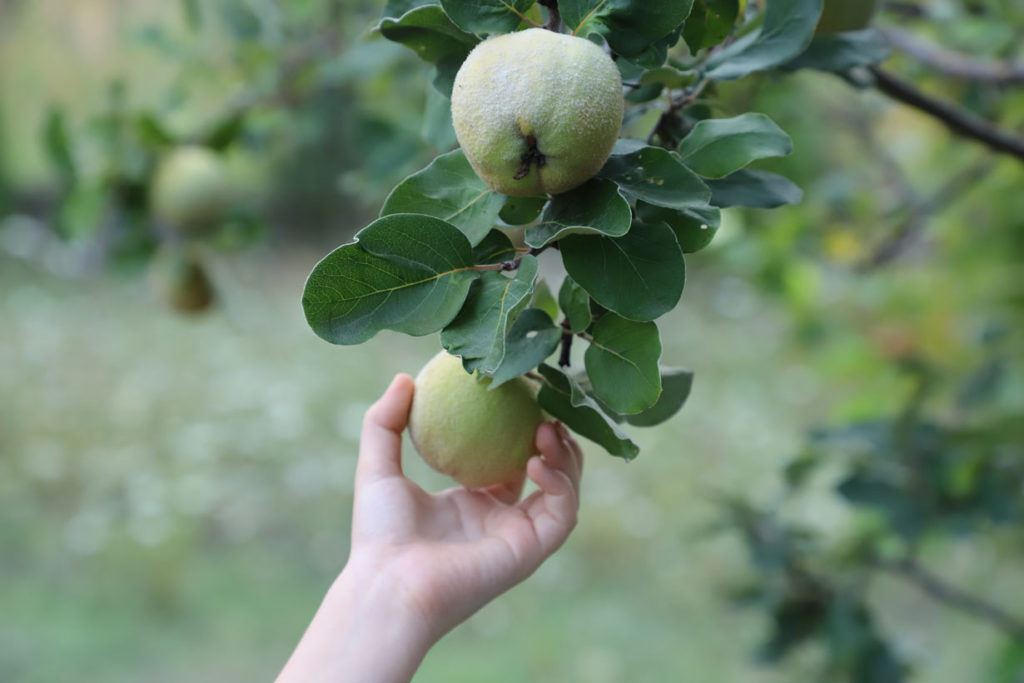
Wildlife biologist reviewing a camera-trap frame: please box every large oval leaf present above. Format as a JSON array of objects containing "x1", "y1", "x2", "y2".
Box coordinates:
[
  {"x1": 561, "y1": 221, "x2": 685, "y2": 322},
  {"x1": 584, "y1": 314, "x2": 662, "y2": 415},
  {"x1": 441, "y1": 0, "x2": 536, "y2": 34},
  {"x1": 677, "y1": 113, "x2": 792, "y2": 179},
  {"x1": 524, "y1": 178, "x2": 631, "y2": 248},
  {"x1": 599, "y1": 146, "x2": 711, "y2": 211},
  {"x1": 303, "y1": 214, "x2": 479, "y2": 345},
  {"x1": 561, "y1": 0, "x2": 693, "y2": 59},
  {"x1": 378, "y1": 5, "x2": 477, "y2": 63},
  {"x1": 706, "y1": 169, "x2": 803, "y2": 209},
  {"x1": 381, "y1": 149, "x2": 504, "y2": 246}
]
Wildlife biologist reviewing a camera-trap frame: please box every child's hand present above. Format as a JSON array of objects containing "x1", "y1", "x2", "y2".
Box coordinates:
[{"x1": 277, "y1": 373, "x2": 583, "y2": 683}]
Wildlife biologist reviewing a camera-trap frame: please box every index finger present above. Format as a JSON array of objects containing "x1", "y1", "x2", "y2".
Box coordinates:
[{"x1": 356, "y1": 373, "x2": 415, "y2": 485}]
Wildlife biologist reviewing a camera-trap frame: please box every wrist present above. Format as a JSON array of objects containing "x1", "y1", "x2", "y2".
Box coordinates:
[{"x1": 276, "y1": 557, "x2": 434, "y2": 683}]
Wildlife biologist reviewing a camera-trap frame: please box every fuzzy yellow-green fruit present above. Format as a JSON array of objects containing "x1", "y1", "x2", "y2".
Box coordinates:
[
  {"x1": 147, "y1": 245, "x2": 215, "y2": 314},
  {"x1": 450, "y1": 28, "x2": 624, "y2": 197},
  {"x1": 151, "y1": 146, "x2": 231, "y2": 234},
  {"x1": 816, "y1": 0, "x2": 878, "y2": 34},
  {"x1": 409, "y1": 351, "x2": 543, "y2": 489}
]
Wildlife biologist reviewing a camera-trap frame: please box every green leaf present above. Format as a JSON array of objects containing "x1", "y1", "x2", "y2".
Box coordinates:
[
  {"x1": 201, "y1": 113, "x2": 246, "y2": 152},
  {"x1": 584, "y1": 314, "x2": 662, "y2": 415},
  {"x1": 784, "y1": 29, "x2": 892, "y2": 72},
  {"x1": 706, "y1": 0, "x2": 823, "y2": 80},
  {"x1": 530, "y1": 278, "x2": 560, "y2": 322},
  {"x1": 707, "y1": 169, "x2": 803, "y2": 208},
  {"x1": 625, "y1": 367, "x2": 693, "y2": 426},
  {"x1": 422, "y1": 77, "x2": 458, "y2": 149},
  {"x1": 378, "y1": 5, "x2": 478, "y2": 65},
  {"x1": 684, "y1": 0, "x2": 741, "y2": 52},
  {"x1": 636, "y1": 202, "x2": 720, "y2": 253},
  {"x1": 441, "y1": 0, "x2": 536, "y2": 34},
  {"x1": 441, "y1": 255, "x2": 539, "y2": 373},
  {"x1": 135, "y1": 113, "x2": 177, "y2": 148},
  {"x1": 639, "y1": 66, "x2": 697, "y2": 90},
  {"x1": 489, "y1": 308, "x2": 562, "y2": 388},
  {"x1": 57, "y1": 182, "x2": 108, "y2": 240},
  {"x1": 559, "y1": 276, "x2": 591, "y2": 333},
  {"x1": 180, "y1": 0, "x2": 202, "y2": 31},
  {"x1": 43, "y1": 108, "x2": 76, "y2": 186},
  {"x1": 599, "y1": 146, "x2": 711, "y2": 211},
  {"x1": 536, "y1": 364, "x2": 640, "y2": 459},
  {"x1": 499, "y1": 195, "x2": 547, "y2": 226},
  {"x1": 561, "y1": 221, "x2": 685, "y2": 322},
  {"x1": 560, "y1": 0, "x2": 693, "y2": 59},
  {"x1": 383, "y1": 0, "x2": 439, "y2": 20},
  {"x1": 677, "y1": 113, "x2": 792, "y2": 178},
  {"x1": 473, "y1": 228, "x2": 518, "y2": 264},
  {"x1": 303, "y1": 214, "x2": 479, "y2": 345},
  {"x1": 381, "y1": 149, "x2": 504, "y2": 246},
  {"x1": 524, "y1": 178, "x2": 631, "y2": 248}
]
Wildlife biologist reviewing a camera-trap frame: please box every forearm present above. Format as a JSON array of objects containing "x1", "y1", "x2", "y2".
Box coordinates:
[{"x1": 275, "y1": 561, "x2": 434, "y2": 683}]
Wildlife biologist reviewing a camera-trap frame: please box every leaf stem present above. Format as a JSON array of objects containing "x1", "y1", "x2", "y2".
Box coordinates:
[{"x1": 558, "y1": 318, "x2": 573, "y2": 367}]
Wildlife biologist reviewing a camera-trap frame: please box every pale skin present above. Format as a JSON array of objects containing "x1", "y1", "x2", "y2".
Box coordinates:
[{"x1": 276, "y1": 373, "x2": 584, "y2": 683}]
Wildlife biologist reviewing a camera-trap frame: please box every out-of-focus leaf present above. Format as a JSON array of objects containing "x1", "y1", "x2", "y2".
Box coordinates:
[
  {"x1": 558, "y1": 276, "x2": 591, "y2": 333},
  {"x1": 422, "y1": 78, "x2": 458, "y2": 150},
  {"x1": 784, "y1": 29, "x2": 891, "y2": 72},
  {"x1": 383, "y1": 0, "x2": 439, "y2": 20},
  {"x1": 706, "y1": 0, "x2": 823, "y2": 80},
  {"x1": 180, "y1": 0, "x2": 202, "y2": 31},
  {"x1": 43, "y1": 108, "x2": 76, "y2": 186},
  {"x1": 707, "y1": 169, "x2": 803, "y2": 208},
  {"x1": 202, "y1": 113, "x2": 246, "y2": 152}
]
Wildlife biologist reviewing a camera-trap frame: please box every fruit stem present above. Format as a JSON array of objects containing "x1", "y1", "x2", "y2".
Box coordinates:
[{"x1": 539, "y1": 0, "x2": 562, "y2": 32}]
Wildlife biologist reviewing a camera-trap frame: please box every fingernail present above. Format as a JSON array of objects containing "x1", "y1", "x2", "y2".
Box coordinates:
[{"x1": 556, "y1": 421, "x2": 570, "y2": 440}]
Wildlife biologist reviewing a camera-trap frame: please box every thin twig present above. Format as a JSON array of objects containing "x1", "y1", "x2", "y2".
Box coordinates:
[
  {"x1": 876, "y1": 557, "x2": 1024, "y2": 642},
  {"x1": 858, "y1": 158, "x2": 995, "y2": 270},
  {"x1": 868, "y1": 66, "x2": 1024, "y2": 162},
  {"x1": 880, "y1": 27, "x2": 1024, "y2": 85}
]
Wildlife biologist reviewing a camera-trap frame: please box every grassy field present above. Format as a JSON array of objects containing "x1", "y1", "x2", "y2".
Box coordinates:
[
  {"x1": 1, "y1": 243, "x2": 830, "y2": 682},
  {"x1": 2, "y1": 244, "x2": 1012, "y2": 682}
]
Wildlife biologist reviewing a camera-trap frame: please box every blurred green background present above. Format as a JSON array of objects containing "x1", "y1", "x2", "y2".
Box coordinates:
[{"x1": 2, "y1": 1, "x2": 1023, "y2": 681}]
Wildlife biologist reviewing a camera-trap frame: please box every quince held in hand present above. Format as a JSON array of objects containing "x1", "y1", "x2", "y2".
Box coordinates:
[{"x1": 409, "y1": 351, "x2": 543, "y2": 489}]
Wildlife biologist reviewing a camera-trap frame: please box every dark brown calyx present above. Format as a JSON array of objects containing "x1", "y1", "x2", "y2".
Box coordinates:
[{"x1": 514, "y1": 135, "x2": 546, "y2": 180}]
